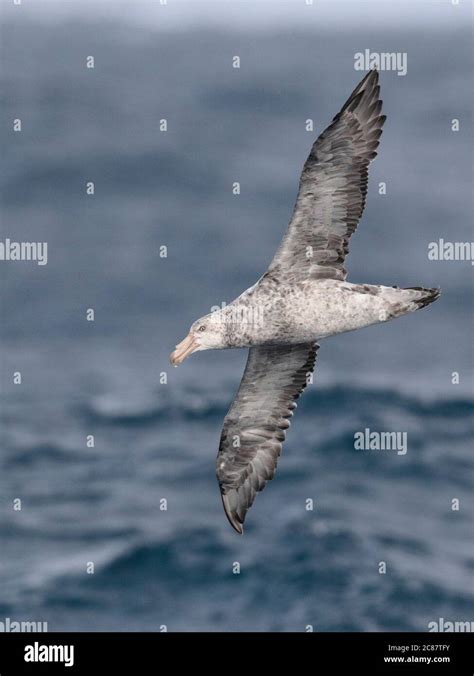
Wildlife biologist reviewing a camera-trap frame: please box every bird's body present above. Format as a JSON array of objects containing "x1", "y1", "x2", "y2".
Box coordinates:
[
  {"x1": 170, "y1": 70, "x2": 440, "y2": 533},
  {"x1": 212, "y1": 277, "x2": 439, "y2": 347}
]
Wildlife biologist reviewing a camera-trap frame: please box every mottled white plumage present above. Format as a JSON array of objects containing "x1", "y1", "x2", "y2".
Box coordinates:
[{"x1": 170, "y1": 70, "x2": 440, "y2": 533}]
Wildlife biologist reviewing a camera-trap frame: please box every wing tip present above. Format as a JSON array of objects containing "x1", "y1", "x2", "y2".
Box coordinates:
[
  {"x1": 354, "y1": 67, "x2": 379, "y2": 90},
  {"x1": 337, "y1": 68, "x2": 385, "y2": 160},
  {"x1": 221, "y1": 492, "x2": 244, "y2": 535},
  {"x1": 341, "y1": 67, "x2": 380, "y2": 113}
]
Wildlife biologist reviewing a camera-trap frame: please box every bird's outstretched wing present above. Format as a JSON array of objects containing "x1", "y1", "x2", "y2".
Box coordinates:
[
  {"x1": 267, "y1": 69, "x2": 385, "y2": 283},
  {"x1": 216, "y1": 342, "x2": 319, "y2": 533}
]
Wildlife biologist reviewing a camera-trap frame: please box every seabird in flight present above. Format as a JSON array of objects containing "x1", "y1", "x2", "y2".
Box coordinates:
[{"x1": 170, "y1": 70, "x2": 440, "y2": 533}]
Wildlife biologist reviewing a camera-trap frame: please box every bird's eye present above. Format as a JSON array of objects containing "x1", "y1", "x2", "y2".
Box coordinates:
[{"x1": 198, "y1": 325, "x2": 206, "y2": 332}]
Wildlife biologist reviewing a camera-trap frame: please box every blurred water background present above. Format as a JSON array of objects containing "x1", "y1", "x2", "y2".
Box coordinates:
[{"x1": 0, "y1": 0, "x2": 473, "y2": 631}]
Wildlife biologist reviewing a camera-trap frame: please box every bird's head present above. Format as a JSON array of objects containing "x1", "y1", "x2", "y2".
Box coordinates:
[{"x1": 170, "y1": 311, "x2": 228, "y2": 366}]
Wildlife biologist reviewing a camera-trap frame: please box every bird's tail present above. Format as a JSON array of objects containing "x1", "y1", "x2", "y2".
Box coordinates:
[
  {"x1": 381, "y1": 285, "x2": 441, "y2": 321},
  {"x1": 403, "y1": 286, "x2": 441, "y2": 310}
]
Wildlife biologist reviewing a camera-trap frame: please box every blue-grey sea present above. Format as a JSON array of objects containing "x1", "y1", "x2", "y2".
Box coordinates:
[{"x1": 0, "y1": 9, "x2": 473, "y2": 631}]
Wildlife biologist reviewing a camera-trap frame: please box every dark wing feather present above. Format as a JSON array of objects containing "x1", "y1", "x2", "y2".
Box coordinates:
[
  {"x1": 216, "y1": 342, "x2": 319, "y2": 533},
  {"x1": 268, "y1": 69, "x2": 386, "y2": 282}
]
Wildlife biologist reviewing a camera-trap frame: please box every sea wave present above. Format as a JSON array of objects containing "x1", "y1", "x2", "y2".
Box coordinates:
[{"x1": 81, "y1": 383, "x2": 474, "y2": 424}]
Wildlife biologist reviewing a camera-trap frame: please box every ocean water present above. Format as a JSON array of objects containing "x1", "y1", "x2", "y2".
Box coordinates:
[{"x1": 0, "y1": 12, "x2": 473, "y2": 631}]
